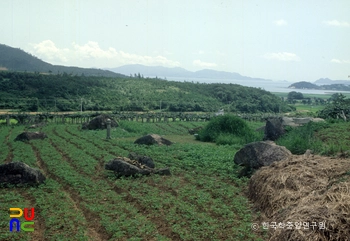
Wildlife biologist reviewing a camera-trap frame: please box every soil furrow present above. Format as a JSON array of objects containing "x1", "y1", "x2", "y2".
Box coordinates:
[
  {"x1": 59, "y1": 128, "x2": 179, "y2": 240},
  {"x1": 18, "y1": 191, "x2": 46, "y2": 241},
  {"x1": 29, "y1": 143, "x2": 109, "y2": 241}
]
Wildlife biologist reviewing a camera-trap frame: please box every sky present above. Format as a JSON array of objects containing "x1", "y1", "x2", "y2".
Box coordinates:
[{"x1": 1, "y1": 0, "x2": 349, "y2": 82}]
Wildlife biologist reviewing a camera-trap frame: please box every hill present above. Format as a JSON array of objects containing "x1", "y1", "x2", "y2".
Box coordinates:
[
  {"x1": 0, "y1": 71, "x2": 291, "y2": 113},
  {"x1": 108, "y1": 64, "x2": 269, "y2": 80},
  {"x1": 289, "y1": 81, "x2": 350, "y2": 91},
  {"x1": 0, "y1": 44, "x2": 124, "y2": 77},
  {"x1": 288, "y1": 81, "x2": 320, "y2": 89}
]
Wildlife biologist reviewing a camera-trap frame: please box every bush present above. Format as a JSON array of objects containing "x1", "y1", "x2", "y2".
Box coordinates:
[
  {"x1": 196, "y1": 115, "x2": 259, "y2": 145},
  {"x1": 276, "y1": 122, "x2": 329, "y2": 154}
]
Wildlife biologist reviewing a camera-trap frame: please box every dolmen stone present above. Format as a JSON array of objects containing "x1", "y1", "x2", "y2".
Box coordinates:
[
  {"x1": 134, "y1": 134, "x2": 172, "y2": 146},
  {"x1": 105, "y1": 156, "x2": 171, "y2": 177},
  {"x1": 0, "y1": 162, "x2": 46, "y2": 185},
  {"x1": 128, "y1": 152, "x2": 155, "y2": 168},
  {"x1": 263, "y1": 117, "x2": 285, "y2": 141},
  {"x1": 234, "y1": 141, "x2": 292, "y2": 177},
  {"x1": 14, "y1": 131, "x2": 48, "y2": 142},
  {"x1": 82, "y1": 114, "x2": 118, "y2": 130}
]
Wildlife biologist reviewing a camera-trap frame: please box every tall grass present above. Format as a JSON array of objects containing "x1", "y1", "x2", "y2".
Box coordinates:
[
  {"x1": 196, "y1": 115, "x2": 261, "y2": 145},
  {"x1": 276, "y1": 122, "x2": 329, "y2": 154}
]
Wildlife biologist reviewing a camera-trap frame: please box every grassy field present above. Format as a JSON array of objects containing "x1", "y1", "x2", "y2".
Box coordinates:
[{"x1": 0, "y1": 121, "x2": 265, "y2": 241}]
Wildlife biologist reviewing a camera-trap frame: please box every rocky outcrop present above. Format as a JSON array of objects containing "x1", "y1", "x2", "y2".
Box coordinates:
[
  {"x1": 134, "y1": 134, "x2": 172, "y2": 146},
  {"x1": 0, "y1": 162, "x2": 46, "y2": 185}
]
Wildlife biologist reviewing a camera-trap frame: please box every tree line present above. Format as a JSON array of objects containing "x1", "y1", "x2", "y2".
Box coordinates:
[{"x1": 0, "y1": 71, "x2": 293, "y2": 113}]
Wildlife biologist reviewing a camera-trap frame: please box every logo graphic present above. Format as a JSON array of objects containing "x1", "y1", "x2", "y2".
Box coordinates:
[{"x1": 9, "y1": 208, "x2": 35, "y2": 232}]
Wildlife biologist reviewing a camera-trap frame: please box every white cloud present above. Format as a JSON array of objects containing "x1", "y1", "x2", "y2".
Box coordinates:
[
  {"x1": 324, "y1": 20, "x2": 350, "y2": 27},
  {"x1": 274, "y1": 19, "x2": 287, "y2": 26},
  {"x1": 29, "y1": 40, "x2": 181, "y2": 68},
  {"x1": 263, "y1": 52, "x2": 300, "y2": 61},
  {"x1": 193, "y1": 60, "x2": 217, "y2": 68},
  {"x1": 331, "y1": 58, "x2": 350, "y2": 64},
  {"x1": 31, "y1": 40, "x2": 70, "y2": 63}
]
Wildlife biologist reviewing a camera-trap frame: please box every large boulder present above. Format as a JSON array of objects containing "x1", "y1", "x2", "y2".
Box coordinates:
[
  {"x1": 134, "y1": 134, "x2": 172, "y2": 146},
  {"x1": 234, "y1": 141, "x2": 292, "y2": 177},
  {"x1": 82, "y1": 114, "x2": 118, "y2": 130},
  {"x1": 0, "y1": 162, "x2": 46, "y2": 185},
  {"x1": 263, "y1": 117, "x2": 285, "y2": 141},
  {"x1": 105, "y1": 157, "x2": 170, "y2": 177},
  {"x1": 281, "y1": 117, "x2": 299, "y2": 127},
  {"x1": 105, "y1": 157, "x2": 151, "y2": 177},
  {"x1": 128, "y1": 152, "x2": 155, "y2": 168},
  {"x1": 14, "y1": 132, "x2": 48, "y2": 142}
]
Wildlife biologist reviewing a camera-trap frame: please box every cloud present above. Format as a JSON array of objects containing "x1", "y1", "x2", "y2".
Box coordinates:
[
  {"x1": 29, "y1": 40, "x2": 180, "y2": 68},
  {"x1": 193, "y1": 60, "x2": 217, "y2": 68},
  {"x1": 274, "y1": 19, "x2": 287, "y2": 26},
  {"x1": 331, "y1": 59, "x2": 350, "y2": 64},
  {"x1": 31, "y1": 40, "x2": 70, "y2": 63},
  {"x1": 263, "y1": 52, "x2": 300, "y2": 61},
  {"x1": 324, "y1": 20, "x2": 350, "y2": 27}
]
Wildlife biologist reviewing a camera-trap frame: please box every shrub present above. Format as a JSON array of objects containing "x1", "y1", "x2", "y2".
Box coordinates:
[
  {"x1": 276, "y1": 122, "x2": 329, "y2": 154},
  {"x1": 196, "y1": 115, "x2": 258, "y2": 145}
]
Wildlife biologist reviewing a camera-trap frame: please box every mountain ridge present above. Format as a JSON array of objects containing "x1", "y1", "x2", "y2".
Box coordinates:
[
  {"x1": 0, "y1": 43, "x2": 125, "y2": 77},
  {"x1": 107, "y1": 64, "x2": 269, "y2": 81}
]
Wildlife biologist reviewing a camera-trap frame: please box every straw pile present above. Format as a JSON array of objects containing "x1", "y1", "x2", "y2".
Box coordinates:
[{"x1": 248, "y1": 154, "x2": 350, "y2": 241}]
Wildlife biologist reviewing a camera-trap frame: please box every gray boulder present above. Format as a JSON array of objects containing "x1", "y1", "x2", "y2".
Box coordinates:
[
  {"x1": 282, "y1": 117, "x2": 299, "y2": 127},
  {"x1": 0, "y1": 162, "x2": 46, "y2": 185},
  {"x1": 263, "y1": 117, "x2": 285, "y2": 141},
  {"x1": 14, "y1": 132, "x2": 48, "y2": 142},
  {"x1": 105, "y1": 157, "x2": 171, "y2": 177},
  {"x1": 234, "y1": 141, "x2": 292, "y2": 177},
  {"x1": 128, "y1": 152, "x2": 155, "y2": 168},
  {"x1": 293, "y1": 117, "x2": 312, "y2": 125},
  {"x1": 82, "y1": 114, "x2": 118, "y2": 130},
  {"x1": 134, "y1": 134, "x2": 172, "y2": 146},
  {"x1": 105, "y1": 158, "x2": 151, "y2": 177}
]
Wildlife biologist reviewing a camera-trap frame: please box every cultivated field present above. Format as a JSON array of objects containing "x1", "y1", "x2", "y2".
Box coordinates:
[{"x1": 0, "y1": 121, "x2": 263, "y2": 241}]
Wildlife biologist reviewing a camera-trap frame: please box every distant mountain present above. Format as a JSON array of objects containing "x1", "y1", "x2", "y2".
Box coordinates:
[
  {"x1": 0, "y1": 43, "x2": 124, "y2": 77},
  {"x1": 314, "y1": 78, "x2": 350, "y2": 85},
  {"x1": 107, "y1": 64, "x2": 269, "y2": 80}
]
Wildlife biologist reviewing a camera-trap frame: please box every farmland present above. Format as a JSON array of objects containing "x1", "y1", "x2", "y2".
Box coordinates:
[{"x1": 0, "y1": 121, "x2": 264, "y2": 241}]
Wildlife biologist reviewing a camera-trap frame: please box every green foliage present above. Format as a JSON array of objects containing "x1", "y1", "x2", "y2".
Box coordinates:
[
  {"x1": 318, "y1": 93, "x2": 350, "y2": 120},
  {"x1": 276, "y1": 122, "x2": 329, "y2": 154},
  {"x1": 287, "y1": 91, "x2": 304, "y2": 100},
  {"x1": 0, "y1": 71, "x2": 289, "y2": 113},
  {"x1": 196, "y1": 115, "x2": 259, "y2": 145},
  {"x1": 0, "y1": 122, "x2": 261, "y2": 240}
]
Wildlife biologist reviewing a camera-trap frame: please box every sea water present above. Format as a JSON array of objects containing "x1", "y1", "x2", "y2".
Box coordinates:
[{"x1": 166, "y1": 77, "x2": 350, "y2": 95}]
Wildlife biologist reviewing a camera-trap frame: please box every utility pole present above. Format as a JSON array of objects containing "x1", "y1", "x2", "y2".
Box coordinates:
[
  {"x1": 80, "y1": 98, "x2": 83, "y2": 113},
  {"x1": 160, "y1": 100, "x2": 162, "y2": 112}
]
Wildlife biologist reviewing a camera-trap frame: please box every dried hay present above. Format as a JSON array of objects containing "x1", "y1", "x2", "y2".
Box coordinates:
[{"x1": 248, "y1": 154, "x2": 350, "y2": 241}]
